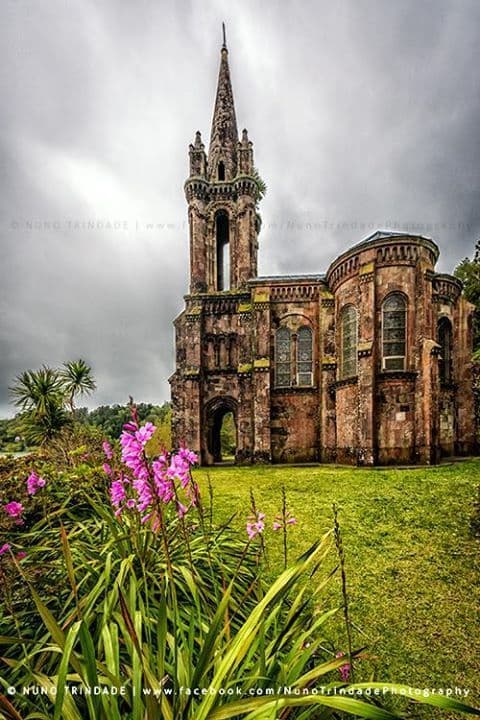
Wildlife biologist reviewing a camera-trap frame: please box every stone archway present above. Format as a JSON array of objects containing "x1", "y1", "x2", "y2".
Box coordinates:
[{"x1": 204, "y1": 397, "x2": 238, "y2": 465}]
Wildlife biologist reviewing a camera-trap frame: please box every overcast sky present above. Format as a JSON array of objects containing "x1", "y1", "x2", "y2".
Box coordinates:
[{"x1": 1, "y1": 0, "x2": 480, "y2": 417}]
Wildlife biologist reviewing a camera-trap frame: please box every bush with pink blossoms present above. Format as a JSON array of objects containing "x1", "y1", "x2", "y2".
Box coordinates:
[{"x1": 104, "y1": 411, "x2": 200, "y2": 535}]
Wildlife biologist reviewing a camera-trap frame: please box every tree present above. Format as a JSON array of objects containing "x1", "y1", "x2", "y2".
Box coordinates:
[
  {"x1": 454, "y1": 241, "x2": 480, "y2": 350},
  {"x1": 9, "y1": 360, "x2": 96, "y2": 445},
  {"x1": 60, "y1": 359, "x2": 97, "y2": 412},
  {"x1": 454, "y1": 242, "x2": 480, "y2": 435},
  {"x1": 86, "y1": 402, "x2": 172, "y2": 448}
]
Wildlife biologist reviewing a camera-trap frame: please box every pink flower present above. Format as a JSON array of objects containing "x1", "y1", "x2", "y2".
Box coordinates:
[
  {"x1": 26, "y1": 472, "x2": 46, "y2": 496},
  {"x1": 178, "y1": 447, "x2": 198, "y2": 466},
  {"x1": 110, "y1": 479, "x2": 126, "y2": 511},
  {"x1": 0, "y1": 543, "x2": 11, "y2": 556},
  {"x1": 16, "y1": 551, "x2": 27, "y2": 560},
  {"x1": 109, "y1": 418, "x2": 199, "y2": 525},
  {"x1": 102, "y1": 440, "x2": 113, "y2": 459},
  {"x1": 246, "y1": 512, "x2": 265, "y2": 539},
  {"x1": 135, "y1": 422, "x2": 156, "y2": 444},
  {"x1": 4, "y1": 502, "x2": 24, "y2": 518},
  {"x1": 272, "y1": 512, "x2": 297, "y2": 530},
  {"x1": 122, "y1": 421, "x2": 137, "y2": 432},
  {"x1": 336, "y1": 652, "x2": 351, "y2": 682},
  {"x1": 176, "y1": 501, "x2": 188, "y2": 518},
  {"x1": 103, "y1": 463, "x2": 112, "y2": 475}
]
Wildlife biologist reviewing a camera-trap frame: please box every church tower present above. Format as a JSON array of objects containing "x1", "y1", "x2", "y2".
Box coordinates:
[
  {"x1": 185, "y1": 25, "x2": 259, "y2": 293},
  {"x1": 171, "y1": 28, "x2": 268, "y2": 466}
]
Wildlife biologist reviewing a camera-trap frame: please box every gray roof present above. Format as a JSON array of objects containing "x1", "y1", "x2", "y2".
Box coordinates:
[
  {"x1": 361, "y1": 229, "x2": 432, "y2": 243},
  {"x1": 250, "y1": 273, "x2": 326, "y2": 283}
]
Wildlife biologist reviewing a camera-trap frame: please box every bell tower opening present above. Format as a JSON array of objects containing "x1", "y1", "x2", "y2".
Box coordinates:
[
  {"x1": 218, "y1": 161, "x2": 225, "y2": 180},
  {"x1": 216, "y1": 211, "x2": 230, "y2": 291}
]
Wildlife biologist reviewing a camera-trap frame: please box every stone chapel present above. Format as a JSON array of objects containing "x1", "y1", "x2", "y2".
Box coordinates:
[{"x1": 169, "y1": 34, "x2": 476, "y2": 466}]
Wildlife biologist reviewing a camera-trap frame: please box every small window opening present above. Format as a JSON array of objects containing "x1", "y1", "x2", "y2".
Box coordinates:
[{"x1": 216, "y1": 211, "x2": 230, "y2": 291}]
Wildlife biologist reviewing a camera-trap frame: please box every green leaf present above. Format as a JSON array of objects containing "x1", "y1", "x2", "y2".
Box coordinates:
[
  {"x1": 207, "y1": 693, "x2": 401, "y2": 720},
  {"x1": 351, "y1": 684, "x2": 480, "y2": 716},
  {"x1": 53, "y1": 620, "x2": 82, "y2": 720}
]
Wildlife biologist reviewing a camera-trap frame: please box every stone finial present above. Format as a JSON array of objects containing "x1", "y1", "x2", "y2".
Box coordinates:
[
  {"x1": 238, "y1": 128, "x2": 254, "y2": 174},
  {"x1": 194, "y1": 130, "x2": 204, "y2": 149},
  {"x1": 189, "y1": 130, "x2": 206, "y2": 177}
]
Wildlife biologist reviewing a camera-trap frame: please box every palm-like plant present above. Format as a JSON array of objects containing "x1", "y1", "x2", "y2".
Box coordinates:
[
  {"x1": 60, "y1": 359, "x2": 97, "y2": 412},
  {"x1": 10, "y1": 367, "x2": 68, "y2": 443},
  {"x1": 10, "y1": 366, "x2": 64, "y2": 414},
  {"x1": 9, "y1": 360, "x2": 96, "y2": 444}
]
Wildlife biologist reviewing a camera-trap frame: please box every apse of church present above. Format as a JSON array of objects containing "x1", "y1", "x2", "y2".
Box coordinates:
[{"x1": 170, "y1": 33, "x2": 476, "y2": 466}]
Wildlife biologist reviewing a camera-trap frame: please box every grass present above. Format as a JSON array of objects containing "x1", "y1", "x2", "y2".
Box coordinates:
[{"x1": 194, "y1": 460, "x2": 480, "y2": 701}]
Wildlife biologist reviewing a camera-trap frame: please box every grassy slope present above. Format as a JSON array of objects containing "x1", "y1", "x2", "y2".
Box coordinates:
[{"x1": 194, "y1": 460, "x2": 480, "y2": 698}]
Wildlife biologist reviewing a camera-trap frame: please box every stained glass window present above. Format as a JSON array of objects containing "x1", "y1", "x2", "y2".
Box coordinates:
[
  {"x1": 438, "y1": 317, "x2": 452, "y2": 382},
  {"x1": 275, "y1": 327, "x2": 291, "y2": 387},
  {"x1": 382, "y1": 294, "x2": 406, "y2": 371},
  {"x1": 297, "y1": 327, "x2": 313, "y2": 386},
  {"x1": 341, "y1": 306, "x2": 358, "y2": 379}
]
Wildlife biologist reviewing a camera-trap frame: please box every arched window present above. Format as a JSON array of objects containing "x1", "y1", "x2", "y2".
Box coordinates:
[
  {"x1": 297, "y1": 326, "x2": 313, "y2": 386},
  {"x1": 275, "y1": 327, "x2": 291, "y2": 387},
  {"x1": 382, "y1": 293, "x2": 407, "y2": 371},
  {"x1": 218, "y1": 161, "x2": 225, "y2": 181},
  {"x1": 341, "y1": 306, "x2": 358, "y2": 379},
  {"x1": 215, "y1": 211, "x2": 229, "y2": 291},
  {"x1": 438, "y1": 317, "x2": 452, "y2": 383}
]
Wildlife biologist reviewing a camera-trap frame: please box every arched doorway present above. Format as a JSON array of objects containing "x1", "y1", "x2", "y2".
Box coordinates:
[{"x1": 205, "y1": 397, "x2": 238, "y2": 464}]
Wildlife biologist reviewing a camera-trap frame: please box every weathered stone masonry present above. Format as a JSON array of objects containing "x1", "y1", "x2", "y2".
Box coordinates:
[{"x1": 169, "y1": 38, "x2": 476, "y2": 466}]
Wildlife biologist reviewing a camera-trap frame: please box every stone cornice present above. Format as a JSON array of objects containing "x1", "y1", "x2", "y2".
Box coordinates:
[
  {"x1": 184, "y1": 174, "x2": 258, "y2": 202},
  {"x1": 433, "y1": 273, "x2": 463, "y2": 303},
  {"x1": 377, "y1": 371, "x2": 418, "y2": 382},
  {"x1": 271, "y1": 386, "x2": 317, "y2": 395}
]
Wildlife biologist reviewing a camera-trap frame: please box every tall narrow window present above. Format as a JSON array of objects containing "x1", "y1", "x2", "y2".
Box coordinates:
[
  {"x1": 215, "y1": 211, "x2": 230, "y2": 291},
  {"x1": 275, "y1": 327, "x2": 291, "y2": 387},
  {"x1": 382, "y1": 293, "x2": 406, "y2": 370},
  {"x1": 438, "y1": 317, "x2": 452, "y2": 383},
  {"x1": 218, "y1": 161, "x2": 225, "y2": 181},
  {"x1": 297, "y1": 326, "x2": 313, "y2": 385},
  {"x1": 341, "y1": 306, "x2": 358, "y2": 379}
]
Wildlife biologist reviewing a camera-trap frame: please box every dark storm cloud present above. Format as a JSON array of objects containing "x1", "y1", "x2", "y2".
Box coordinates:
[{"x1": 1, "y1": 0, "x2": 480, "y2": 416}]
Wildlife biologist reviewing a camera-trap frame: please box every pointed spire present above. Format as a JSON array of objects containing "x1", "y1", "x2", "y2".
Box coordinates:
[{"x1": 208, "y1": 25, "x2": 238, "y2": 180}]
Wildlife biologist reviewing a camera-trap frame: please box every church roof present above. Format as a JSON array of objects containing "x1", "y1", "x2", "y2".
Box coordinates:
[
  {"x1": 361, "y1": 230, "x2": 433, "y2": 243},
  {"x1": 250, "y1": 274, "x2": 326, "y2": 283}
]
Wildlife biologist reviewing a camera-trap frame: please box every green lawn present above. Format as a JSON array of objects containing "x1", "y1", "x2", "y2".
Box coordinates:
[{"x1": 194, "y1": 460, "x2": 480, "y2": 701}]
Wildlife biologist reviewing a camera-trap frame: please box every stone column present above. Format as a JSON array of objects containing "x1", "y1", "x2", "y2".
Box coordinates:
[
  {"x1": 236, "y1": 303, "x2": 254, "y2": 463},
  {"x1": 414, "y1": 267, "x2": 435, "y2": 463},
  {"x1": 319, "y1": 292, "x2": 337, "y2": 462},
  {"x1": 183, "y1": 305, "x2": 203, "y2": 458},
  {"x1": 356, "y1": 261, "x2": 376, "y2": 465},
  {"x1": 188, "y1": 197, "x2": 208, "y2": 293},
  {"x1": 252, "y1": 289, "x2": 271, "y2": 462}
]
